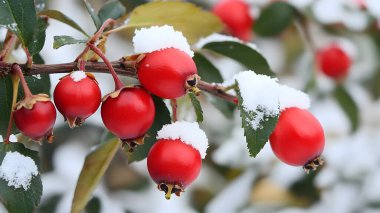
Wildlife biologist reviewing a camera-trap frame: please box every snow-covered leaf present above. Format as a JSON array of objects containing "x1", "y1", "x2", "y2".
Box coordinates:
[
  {"x1": 0, "y1": 143, "x2": 42, "y2": 213},
  {"x1": 334, "y1": 85, "x2": 359, "y2": 132},
  {"x1": 53, "y1": 35, "x2": 87, "y2": 49},
  {"x1": 39, "y1": 10, "x2": 89, "y2": 36},
  {"x1": 188, "y1": 92, "x2": 204, "y2": 123}
]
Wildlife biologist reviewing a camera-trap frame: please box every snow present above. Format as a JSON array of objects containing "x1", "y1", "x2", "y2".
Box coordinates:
[
  {"x1": 367, "y1": 0, "x2": 380, "y2": 19},
  {"x1": 0, "y1": 151, "x2": 38, "y2": 190},
  {"x1": 279, "y1": 85, "x2": 310, "y2": 111},
  {"x1": 70, "y1": 70, "x2": 87, "y2": 82},
  {"x1": 156, "y1": 121, "x2": 208, "y2": 158},
  {"x1": 194, "y1": 33, "x2": 261, "y2": 53},
  {"x1": 0, "y1": 134, "x2": 18, "y2": 143},
  {"x1": 133, "y1": 25, "x2": 194, "y2": 57},
  {"x1": 234, "y1": 71, "x2": 280, "y2": 129}
]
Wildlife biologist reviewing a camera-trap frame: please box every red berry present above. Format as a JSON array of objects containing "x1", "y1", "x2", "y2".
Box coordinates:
[
  {"x1": 213, "y1": 0, "x2": 253, "y2": 41},
  {"x1": 54, "y1": 72, "x2": 101, "y2": 128},
  {"x1": 101, "y1": 87, "x2": 155, "y2": 147},
  {"x1": 317, "y1": 45, "x2": 351, "y2": 80},
  {"x1": 269, "y1": 107, "x2": 325, "y2": 171},
  {"x1": 147, "y1": 139, "x2": 202, "y2": 199},
  {"x1": 14, "y1": 99, "x2": 56, "y2": 142},
  {"x1": 137, "y1": 48, "x2": 198, "y2": 99}
]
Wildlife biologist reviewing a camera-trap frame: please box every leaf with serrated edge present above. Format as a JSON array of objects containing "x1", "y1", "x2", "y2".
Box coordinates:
[
  {"x1": 235, "y1": 82, "x2": 279, "y2": 157},
  {"x1": 0, "y1": 143, "x2": 42, "y2": 213},
  {"x1": 334, "y1": 84, "x2": 359, "y2": 132},
  {"x1": 39, "y1": 10, "x2": 89, "y2": 36},
  {"x1": 127, "y1": 96, "x2": 171, "y2": 163},
  {"x1": 53, "y1": 35, "x2": 87, "y2": 49},
  {"x1": 98, "y1": 1, "x2": 126, "y2": 23},
  {"x1": 203, "y1": 41, "x2": 274, "y2": 76},
  {"x1": 188, "y1": 92, "x2": 204, "y2": 123},
  {"x1": 71, "y1": 138, "x2": 120, "y2": 213},
  {"x1": 126, "y1": 2, "x2": 223, "y2": 44}
]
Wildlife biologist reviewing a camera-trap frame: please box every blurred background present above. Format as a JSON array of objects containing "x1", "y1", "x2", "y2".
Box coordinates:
[{"x1": 2, "y1": 0, "x2": 380, "y2": 212}]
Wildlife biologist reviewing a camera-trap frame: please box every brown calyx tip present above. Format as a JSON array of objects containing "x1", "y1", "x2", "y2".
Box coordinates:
[
  {"x1": 121, "y1": 135, "x2": 146, "y2": 152},
  {"x1": 33, "y1": 129, "x2": 54, "y2": 145},
  {"x1": 157, "y1": 183, "x2": 184, "y2": 200},
  {"x1": 303, "y1": 156, "x2": 324, "y2": 174},
  {"x1": 66, "y1": 117, "x2": 85, "y2": 129},
  {"x1": 15, "y1": 93, "x2": 51, "y2": 110},
  {"x1": 185, "y1": 74, "x2": 201, "y2": 96}
]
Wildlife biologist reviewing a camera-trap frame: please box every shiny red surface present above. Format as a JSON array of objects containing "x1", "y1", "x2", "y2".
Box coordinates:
[
  {"x1": 137, "y1": 48, "x2": 197, "y2": 99},
  {"x1": 14, "y1": 101, "x2": 56, "y2": 140},
  {"x1": 54, "y1": 75, "x2": 101, "y2": 120},
  {"x1": 317, "y1": 45, "x2": 351, "y2": 79},
  {"x1": 270, "y1": 107, "x2": 325, "y2": 166},
  {"x1": 101, "y1": 87, "x2": 155, "y2": 140},
  {"x1": 147, "y1": 139, "x2": 202, "y2": 187}
]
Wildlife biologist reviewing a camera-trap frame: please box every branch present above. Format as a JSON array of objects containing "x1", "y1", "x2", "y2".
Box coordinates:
[{"x1": 0, "y1": 60, "x2": 236, "y2": 103}]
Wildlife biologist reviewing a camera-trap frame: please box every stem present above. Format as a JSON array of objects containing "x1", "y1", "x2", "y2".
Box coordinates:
[
  {"x1": 78, "y1": 59, "x2": 86, "y2": 71},
  {"x1": 23, "y1": 48, "x2": 33, "y2": 68},
  {"x1": 0, "y1": 31, "x2": 17, "y2": 61},
  {"x1": 4, "y1": 73, "x2": 19, "y2": 144},
  {"x1": 88, "y1": 43, "x2": 124, "y2": 90},
  {"x1": 170, "y1": 99, "x2": 178, "y2": 122},
  {"x1": 12, "y1": 64, "x2": 33, "y2": 98},
  {"x1": 104, "y1": 23, "x2": 151, "y2": 36}
]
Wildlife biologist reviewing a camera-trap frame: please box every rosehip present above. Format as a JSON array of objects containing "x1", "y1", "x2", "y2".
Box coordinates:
[
  {"x1": 54, "y1": 71, "x2": 101, "y2": 128},
  {"x1": 137, "y1": 48, "x2": 199, "y2": 99},
  {"x1": 147, "y1": 139, "x2": 202, "y2": 199},
  {"x1": 269, "y1": 107, "x2": 325, "y2": 172},
  {"x1": 213, "y1": 0, "x2": 253, "y2": 41},
  {"x1": 317, "y1": 44, "x2": 351, "y2": 80},
  {"x1": 101, "y1": 87, "x2": 155, "y2": 150},
  {"x1": 14, "y1": 94, "x2": 56, "y2": 142}
]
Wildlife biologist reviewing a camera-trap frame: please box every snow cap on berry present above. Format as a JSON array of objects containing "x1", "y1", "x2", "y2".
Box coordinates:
[
  {"x1": 70, "y1": 70, "x2": 87, "y2": 82},
  {"x1": 133, "y1": 25, "x2": 194, "y2": 57},
  {"x1": 279, "y1": 85, "x2": 310, "y2": 111},
  {"x1": 157, "y1": 121, "x2": 208, "y2": 158}
]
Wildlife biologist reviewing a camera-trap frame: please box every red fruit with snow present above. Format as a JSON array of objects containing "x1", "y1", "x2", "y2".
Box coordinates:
[
  {"x1": 101, "y1": 87, "x2": 155, "y2": 150},
  {"x1": 147, "y1": 122, "x2": 208, "y2": 199},
  {"x1": 137, "y1": 48, "x2": 199, "y2": 99},
  {"x1": 213, "y1": 0, "x2": 253, "y2": 41},
  {"x1": 269, "y1": 107, "x2": 325, "y2": 172},
  {"x1": 14, "y1": 96, "x2": 56, "y2": 142},
  {"x1": 317, "y1": 44, "x2": 351, "y2": 80},
  {"x1": 54, "y1": 71, "x2": 101, "y2": 128}
]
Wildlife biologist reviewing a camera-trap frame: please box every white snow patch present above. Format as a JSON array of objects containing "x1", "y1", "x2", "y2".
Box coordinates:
[
  {"x1": 234, "y1": 71, "x2": 280, "y2": 129},
  {"x1": 194, "y1": 33, "x2": 261, "y2": 53},
  {"x1": 70, "y1": 70, "x2": 87, "y2": 82},
  {"x1": 0, "y1": 134, "x2": 18, "y2": 143},
  {"x1": 279, "y1": 85, "x2": 310, "y2": 111},
  {"x1": 0, "y1": 151, "x2": 38, "y2": 190},
  {"x1": 156, "y1": 121, "x2": 208, "y2": 158},
  {"x1": 133, "y1": 25, "x2": 193, "y2": 57}
]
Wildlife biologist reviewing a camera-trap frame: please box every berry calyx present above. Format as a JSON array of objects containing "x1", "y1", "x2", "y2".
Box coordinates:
[
  {"x1": 213, "y1": 0, "x2": 253, "y2": 41},
  {"x1": 269, "y1": 107, "x2": 325, "y2": 173},
  {"x1": 54, "y1": 71, "x2": 101, "y2": 128},
  {"x1": 14, "y1": 94, "x2": 56, "y2": 143},
  {"x1": 147, "y1": 139, "x2": 202, "y2": 200},
  {"x1": 316, "y1": 44, "x2": 351, "y2": 80},
  {"x1": 137, "y1": 48, "x2": 199, "y2": 99},
  {"x1": 101, "y1": 86, "x2": 155, "y2": 151}
]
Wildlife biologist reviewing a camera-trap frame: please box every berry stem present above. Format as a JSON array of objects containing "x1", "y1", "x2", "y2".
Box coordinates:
[
  {"x1": 78, "y1": 59, "x2": 86, "y2": 71},
  {"x1": 12, "y1": 64, "x2": 33, "y2": 98},
  {"x1": 4, "y1": 73, "x2": 20, "y2": 144},
  {"x1": 23, "y1": 48, "x2": 33, "y2": 68},
  {"x1": 170, "y1": 99, "x2": 178, "y2": 122},
  {"x1": 0, "y1": 31, "x2": 17, "y2": 62},
  {"x1": 88, "y1": 43, "x2": 124, "y2": 90}
]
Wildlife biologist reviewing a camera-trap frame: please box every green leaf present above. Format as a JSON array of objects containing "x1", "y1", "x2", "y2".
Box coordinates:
[
  {"x1": 235, "y1": 82, "x2": 279, "y2": 157},
  {"x1": 208, "y1": 95, "x2": 236, "y2": 119},
  {"x1": 98, "y1": 1, "x2": 126, "y2": 23},
  {"x1": 118, "y1": 0, "x2": 147, "y2": 12},
  {"x1": 193, "y1": 52, "x2": 223, "y2": 83},
  {"x1": 188, "y1": 92, "x2": 204, "y2": 123},
  {"x1": 71, "y1": 138, "x2": 120, "y2": 213},
  {"x1": 333, "y1": 84, "x2": 359, "y2": 132},
  {"x1": 254, "y1": 2, "x2": 295, "y2": 37},
  {"x1": 83, "y1": 0, "x2": 102, "y2": 30},
  {"x1": 128, "y1": 96, "x2": 171, "y2": 163},
  {"x1": 38, "y1": 10, "x2": 89, "y2": 37},
  {"x1": 85, "y1": 197, "x2": 101, "y2": 213},
  {"x1": 126, "y1": 2, "x2": 223, "y2": 44},
  {"x1": 0, "y1": 143, "x2": 42, "y2": 213},
  {"x1": 28, "y1": 17, "x2": 47, "y2": 56},
  {"x1": 53, "y1": 35, "x2": 87, "y2": 49},
  {"x1": 203, "y1": 41, "x2": 274, "y2": 76},
  {"x1": 34, "y1": 0, "x2": 47, "y2": 12},
  {"x1": 0, "y1": 0, "x2": 37, "y2": 47}
]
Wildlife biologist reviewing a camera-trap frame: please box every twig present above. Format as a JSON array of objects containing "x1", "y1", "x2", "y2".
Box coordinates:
[
  {"x1": 170, "y1": 99, "x2": 178, "y2": 122},
  {"x1": 0, "y1": 31, "x2": 17, "y2": 61}
]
